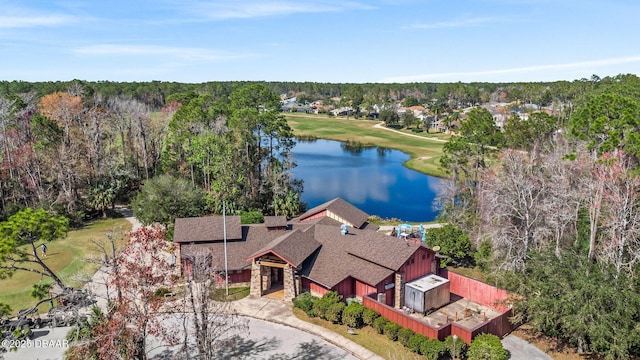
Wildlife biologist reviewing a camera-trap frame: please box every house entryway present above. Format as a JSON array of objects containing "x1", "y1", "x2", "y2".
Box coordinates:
[{"x1": 264, "y1": 267, "x2": 284, "y2": 299}]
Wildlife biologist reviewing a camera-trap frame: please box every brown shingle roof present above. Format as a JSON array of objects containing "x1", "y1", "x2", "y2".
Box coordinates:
[
  {"x1": 298, "y1": 224, "x2": 419, "y2": 288},
  {"x1": 248, "y1": 229, "x2": 321, "y2": 267},
  {"x1": 175, "y1": 200, "x2": 423, "y2": 290},
  {"x1": 174, "y1": 216, "x2": 242, "y2": 243},
  {"x1": 179, "y1": 224, "x2": 282, "y2": 270},
  {"x1": 296, "y1": 198, "x2": 370, "y2": 228},
  {"x1": 264, "y1": 216, "x2": 288, "y2": 228}
]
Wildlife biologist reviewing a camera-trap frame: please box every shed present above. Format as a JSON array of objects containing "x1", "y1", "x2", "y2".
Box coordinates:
[{"x1": 405, "y1": 274, "x2": 450, "y2": 314}]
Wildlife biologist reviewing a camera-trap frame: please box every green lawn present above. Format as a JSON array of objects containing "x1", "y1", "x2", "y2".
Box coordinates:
[
  {"x1": 292, "y1": 307, "x2": 422, "y2": 360},
  {"x1": 286, "y1": 114, "x2": 447, "y2": 178},
  {"x1": 211, "y1": 286, "x2": 250, "y2": 301},
  {"x1": 0, "y1": 217, "x2": 131, "y2": 315}
]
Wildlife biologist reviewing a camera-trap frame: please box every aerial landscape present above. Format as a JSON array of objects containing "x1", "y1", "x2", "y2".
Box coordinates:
[{"x1": 2, "y1": 1, "x2": 640, "y2": 360}]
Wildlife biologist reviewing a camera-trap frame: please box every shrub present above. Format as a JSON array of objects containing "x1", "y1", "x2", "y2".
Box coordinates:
[
  {"x1": 341, "y1": 302, "x2": 366, "y2": 328},
  {"x1": 467, "y1": 334, "x2": 508, "y2": 360},
  {"x1": 383, "y1": 322, "x2": 402, "y2": 341},
  {"x1": 475, "y1": 239, "x2": 493, "y2": 271},
  {"x1": 293, "y1": 292, "x2": 317, "y2": 317},
  {"x1": 362, "y1": 308, "x2": 380, "y2": 326},
  {"x1": 420, "y1": 338, "x2": 445, "y2": 359},
  {"x1": 240, "y1": 210, "x2": 263, "y2": 224},
  {"x1": 313, "y1": 291, "x2": 342, "y2": 320},
  {"x1": 444, "y1": 335, "x2": 468, "y2": 359},
  {"x1": 408, "y1": 333, "x2": 428, "y2": 353},
  {"x1": 154, "y1": 287, "x2": 171, "y2": 298},
  {"x1": 325, "y1": 302, "x2": 346, "y2": 324},
  {"x1": 372, "y1": 316, "x2": 389, "y2": 334},
  {"x1": 397, "y1": 327, "x2": 415, "y2": 346}
]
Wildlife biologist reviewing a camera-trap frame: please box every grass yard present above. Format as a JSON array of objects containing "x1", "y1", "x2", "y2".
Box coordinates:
[
  {"x1": 0, "y1": 217, "x2": 131, "y2": 315},
  {"x1": 211, "y1": 286, "x2": 250, "y2": 302},
  {"x1": 292, "y1": 307, "x2": 422, "y2": 360},
  {"x1": 286, "y1": 114, "x2": 447, "y2": 178}
]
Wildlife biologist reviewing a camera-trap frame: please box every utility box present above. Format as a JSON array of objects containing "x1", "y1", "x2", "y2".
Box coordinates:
[{"x1": 404, "y1": 274, "x2": 450, "y2": 314}]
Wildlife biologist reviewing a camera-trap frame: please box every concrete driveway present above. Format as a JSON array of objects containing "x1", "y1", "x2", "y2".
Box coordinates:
[
  {"x1": 502, "y1": 334, "x2": 552, "y2": 360},
  {"x1": 3, "y1": 316, "x2": 357, "y2": 360}
]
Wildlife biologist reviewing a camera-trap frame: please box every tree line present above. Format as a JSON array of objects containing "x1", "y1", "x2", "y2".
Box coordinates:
[
  {"x1": 437, "y1": 74, "x2": 640, "y2": 358},
  {"x1": 0, "y1": 82, "x2": 304, "y2": 224}
]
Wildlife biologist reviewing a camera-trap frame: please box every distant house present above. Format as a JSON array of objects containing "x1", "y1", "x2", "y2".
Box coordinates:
[{"x1": 174, "y1": 198, "x2": 439, "y2": 308}]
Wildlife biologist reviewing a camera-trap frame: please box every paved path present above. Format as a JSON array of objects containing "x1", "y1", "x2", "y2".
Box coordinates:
[{"x1": 502, "y1": 334, "x2": 553, "y2": 360}]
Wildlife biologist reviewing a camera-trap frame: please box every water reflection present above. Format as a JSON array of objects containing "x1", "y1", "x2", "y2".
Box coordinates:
[{"x1": 292, "y1": 139, "x2": 442, "y2": 222}]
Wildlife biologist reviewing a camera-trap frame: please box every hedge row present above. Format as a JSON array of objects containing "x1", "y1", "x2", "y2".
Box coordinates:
[{"x1": 293, "y1": 291, "x2": 507, "y2": 360}]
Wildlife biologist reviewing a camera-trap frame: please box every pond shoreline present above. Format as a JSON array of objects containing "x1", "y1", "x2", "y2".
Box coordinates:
[
  {"x1": 286, "y1": 115, "x2": 448, "y2": 179},
  {"x1": 292, "y1": 138, "x2": 443, "y2": 222}
]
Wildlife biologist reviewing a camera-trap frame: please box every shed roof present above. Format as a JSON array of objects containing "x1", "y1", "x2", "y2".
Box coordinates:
[{"x1": 406, "y1": 274, "x2": 450, "y2": 292}]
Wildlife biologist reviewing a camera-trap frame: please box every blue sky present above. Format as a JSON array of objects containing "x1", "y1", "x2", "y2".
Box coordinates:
[{"x1": 1, "y1": 0, "x2": 639, "y2": 83}]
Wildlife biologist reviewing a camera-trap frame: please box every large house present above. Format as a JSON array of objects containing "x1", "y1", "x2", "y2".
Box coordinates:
[{"x1": 174, "y1": 198, "x2": 439, "y2": 308}]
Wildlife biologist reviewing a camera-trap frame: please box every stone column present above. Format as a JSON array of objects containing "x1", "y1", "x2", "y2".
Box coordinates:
[
  {"x1": 283, "y1": 264, "x2": 296, "y2": 301},
  {"x1": 394, "y1": 272, "x2": 404, "y2": 309},
  {"x1": 250, "y1": 260, "x2": 262, "y2": 297},
  {"x1": 261, "y1": 265, "x2": 272, "y2": 292}
]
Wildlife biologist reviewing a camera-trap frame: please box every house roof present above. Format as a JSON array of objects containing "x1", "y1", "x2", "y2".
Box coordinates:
[
  {"x1": 174, "y1": 216, "x2": 242, "y2": 243},
  {"x1": 175, "y1": 198, "x2": 423, "y2": 289},
  {"x1": 179, "y1": 224, "x2": 281, "y2": 270},
  {"x1": 264, "y1": 216, "x2": 288, "y2": 228},
  {"x1": 298, "y1": 224, "x2": 421, "y2": 288},
  {"x1": 295, "y1": 197, "x2": 370, "y2": 228},
  {"x1": 248, "y1": 229, "x2": 321, "y2": 267}
]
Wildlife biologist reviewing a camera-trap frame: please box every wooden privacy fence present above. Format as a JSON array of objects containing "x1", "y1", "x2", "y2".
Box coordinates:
[
  {"x1": 363, "y1": 293, "x2": 449, "y2": 340},
  {"x1": 362, "y1": 270, "x2": 516, "y2": 344}
]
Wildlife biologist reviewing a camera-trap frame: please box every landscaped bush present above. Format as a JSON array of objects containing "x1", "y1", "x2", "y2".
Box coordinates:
[
  {"x1": 362, "y1": 308, "x2": 380, "y2": 326},
  {"x1": 325, "y1": 302, "x2": 346, "y2": 324},
  {"x1": 313, "y1": 291, "x2": 342, "y2": 320},
  {"x1": 397, "y1": 327, "x2": 415, "y2": 347},
  {"x1": 341, "y1": 302, "x2": 366, "y2": 328},
  {"x1": 407, "y1": 333, "x2": 428, "y2": 353},
  {"x1": 372, "y1": 316, "x2": 389, "y2": 334},
  {"x1": 467, "y1": 334, "x2": 508, "y2": 360},
  {"x1": 444, "y1": 335, "x2": 468, "y2": 359},
  {"x1": 420, "y1": 338, "x2": 445, "y2": 359},
  {"x1": 293, "y1": 292, "x2": 317, "y2": 317},
  {"x1": 383, "y1": 322, "x2": 402, "y2": 341}
]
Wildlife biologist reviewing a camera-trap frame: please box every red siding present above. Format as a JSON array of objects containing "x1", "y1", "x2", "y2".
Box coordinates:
[
  {"x1": 305, "y1": 280, "x2": 331, "y2": 297},
  {"x1": 214, "y1": 270, "x2": 251, "y2": 283},
  {"x1": 355, "y1": 280, "x2": 376, "y2": 299},
  {"x1": 332, "y1": 277, "x2": 354, "y2": 298},
  {"x1": 399, "y1": 246, "x2": 435, "y2": 283},
  {"x1": 300, "y1": 210, "x2": 327, "y2": 222}
]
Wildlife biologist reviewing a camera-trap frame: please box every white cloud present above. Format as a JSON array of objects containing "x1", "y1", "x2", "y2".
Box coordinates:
[
  {"x1": 74, "y1": 44, "x2": 251, "y2": 62},
  {"x1": 382, "y1": 55, "x2": 640, "y2": 83},
  {"x1": 0, "y1": 14, "x2": 75, "y2": 28},
  {"x1": 172, "y1": 0, "x2": 373, "y2": 20},
  {"x1": 403, "y1": 17, "x2": 498, "y2": 30}
]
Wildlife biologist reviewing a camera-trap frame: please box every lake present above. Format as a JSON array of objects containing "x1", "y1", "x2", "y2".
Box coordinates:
[{"x1": 291, "y1": 139, "x2": 443, "y2": 222}]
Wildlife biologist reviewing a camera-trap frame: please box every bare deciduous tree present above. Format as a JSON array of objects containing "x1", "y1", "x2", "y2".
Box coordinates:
[{"x1": 181, "y1": 248, "x2": 248, "y2": 360}]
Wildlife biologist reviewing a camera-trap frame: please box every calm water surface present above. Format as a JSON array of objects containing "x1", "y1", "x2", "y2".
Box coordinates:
[{"x1": 291, "y1": 139, "x2": 443, "y2": 222}]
